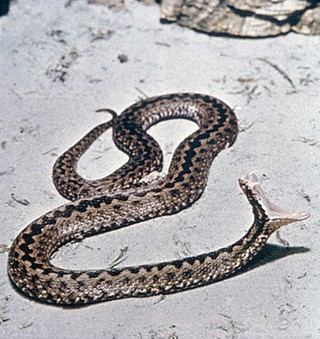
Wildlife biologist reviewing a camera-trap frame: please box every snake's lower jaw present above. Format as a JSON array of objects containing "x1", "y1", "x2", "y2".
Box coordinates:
[
  {"x1": 240, "y1": 172, "x2": 310, "y2": 230},
  {"x1": 268, "y1": 212, "x2": 310, "y2": 232}
]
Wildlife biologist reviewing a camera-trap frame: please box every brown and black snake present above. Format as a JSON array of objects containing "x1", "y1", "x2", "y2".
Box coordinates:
[{"x1": 7, "y1": 93, "x2": 309, "y2": 305}]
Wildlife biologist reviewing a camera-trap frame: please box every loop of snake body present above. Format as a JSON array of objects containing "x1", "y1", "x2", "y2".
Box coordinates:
[{"x1": 7, "y1": 93, "x2": 309, "y2": 305}]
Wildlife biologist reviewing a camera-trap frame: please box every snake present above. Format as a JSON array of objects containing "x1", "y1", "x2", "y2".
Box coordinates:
[{"x1": 7, "y1": 93, "x2": 309, "y2": 305}]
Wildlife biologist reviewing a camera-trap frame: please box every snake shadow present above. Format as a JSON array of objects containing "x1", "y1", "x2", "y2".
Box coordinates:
[{"x1": 229, "y1": 244, "x2": 310, "y2": 277}]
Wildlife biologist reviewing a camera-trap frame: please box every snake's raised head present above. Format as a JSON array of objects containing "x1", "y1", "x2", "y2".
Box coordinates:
[{"x1": 239, "y1": 172, "x2": 310, "y2": 235}]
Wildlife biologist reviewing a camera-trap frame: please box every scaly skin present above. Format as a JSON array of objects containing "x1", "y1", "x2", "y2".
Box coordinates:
[{"x1": 8, "y1": 93, "x2": 309, "y2": 305}]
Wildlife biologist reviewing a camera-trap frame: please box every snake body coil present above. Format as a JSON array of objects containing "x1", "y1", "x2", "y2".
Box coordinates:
[{"x1": 7, "y1": 93, "x2": 308, "y2": 305}]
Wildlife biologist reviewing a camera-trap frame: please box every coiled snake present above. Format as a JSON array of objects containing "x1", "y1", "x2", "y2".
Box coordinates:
[{"x1": 7, "y1": 93, "x2": 309, "y2": 305}]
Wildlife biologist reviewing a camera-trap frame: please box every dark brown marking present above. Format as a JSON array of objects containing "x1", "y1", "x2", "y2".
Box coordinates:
[{"x1": 182, "y1": 269, "x2": 193, "y2": 279}]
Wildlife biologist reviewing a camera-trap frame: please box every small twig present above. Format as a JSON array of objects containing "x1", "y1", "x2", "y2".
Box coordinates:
[
  {"x1": 43, "y1": 147, "x2": 58, "y2": 156},
  {"x1": 154, "y1": 41, "x2": 171, "y2": 47},
  {"x1": 19, "y1": 322, "x2": 33, "y2": 329},
  {"x1": 258, "y1": 58, "x2": 296, "y2": 89},
  {"x1": 109, "y1": 246, "x2": 128, "y2": 269},
  {"x1": 276, "y1": 231, "x2": 289, "y2": 247},
  {"x1": 11, "y1": 193, "x2": 30, "y2": 206},
  {"x1": 285, "y1": 277, "x2": 293, "y2": 288},
  {"x1": 135, "y1": 87, "x2": 148, "y2": 98},
  {"x1": 297, "y1": 272, "x2": 307, "y2": 279}
]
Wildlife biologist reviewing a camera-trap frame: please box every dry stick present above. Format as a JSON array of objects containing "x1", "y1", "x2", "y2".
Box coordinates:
[
  {"x1": 109, "y1": 246, "x2": 129, "y2": 269},
  {"x1": 258, "y1": 58, "x2": 296, "y2": 89}
]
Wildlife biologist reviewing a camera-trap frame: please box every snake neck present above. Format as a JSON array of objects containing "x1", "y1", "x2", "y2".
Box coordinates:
[{"x1": 199, "y1": 173, "x2": 309, "y2": 281}]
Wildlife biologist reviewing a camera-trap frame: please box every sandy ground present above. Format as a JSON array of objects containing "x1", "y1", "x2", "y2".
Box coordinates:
[{"x1": 0, "y1": 1, "x2": 319, "y2": 338}]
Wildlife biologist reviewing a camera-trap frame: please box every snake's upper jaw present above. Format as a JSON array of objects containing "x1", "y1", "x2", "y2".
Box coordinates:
[{"x1": 240, "y1": 172, "x2": 310, "y2": 231}]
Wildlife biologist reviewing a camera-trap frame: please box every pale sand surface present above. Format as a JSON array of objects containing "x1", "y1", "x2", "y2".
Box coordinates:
[{"x1": 0, "y1": 1, "x2": 319, "y2": 338}]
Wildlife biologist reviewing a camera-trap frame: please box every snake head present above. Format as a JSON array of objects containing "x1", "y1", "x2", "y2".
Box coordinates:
[{"x1": 239, "y1": 172, "x2": 310, "y2": 234}]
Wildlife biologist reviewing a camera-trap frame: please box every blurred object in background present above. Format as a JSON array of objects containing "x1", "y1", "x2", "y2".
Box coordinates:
[
  {"x1": 159, "y1": 0, "x2": 320, "y2": 37},
  {"x1": 0, "y1": 0, "x2": 10, "y2": 16}
]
